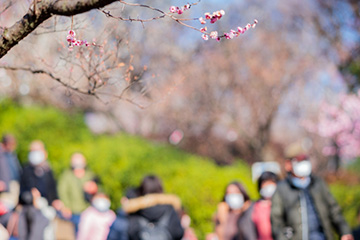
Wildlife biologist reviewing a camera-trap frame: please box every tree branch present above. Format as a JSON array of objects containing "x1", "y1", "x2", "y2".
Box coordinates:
[
  {"x1": 0, "y1": 65, "x2": 146, "y2": 108},
  {"x1": 0, "y1": 65, "x2": 90, "y2": 94},
  {"x1": 0, "y1": 0, "x2": 117, "y2": 59}
]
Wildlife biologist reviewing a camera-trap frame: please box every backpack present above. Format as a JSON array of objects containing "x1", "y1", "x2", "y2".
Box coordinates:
[{"x1": 137, "y1": 211, "x2": 172, "y2": 240}]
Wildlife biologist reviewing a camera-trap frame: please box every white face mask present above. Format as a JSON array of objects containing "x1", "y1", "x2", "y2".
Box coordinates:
[
  {"x1": 292, "y1": 160, "x2": 312, "y2": 178},
  {"x1": 260, "y1": 184, "x2": 276, "y2": 199},
  {"x1": 71, "y1": 163, "x2": 86, "y2": 169},
  {"x1": 92, "y1": 198, "x2": 111, "y2": 212},
  {"x1": 28, "y1": 151, "x2": 45, "y2": 166},
  {"x1": 291, "y1": 176, "x2": 311, "y2": 189},
  {"x1": 225, "y1": 193, "x2": 244, "y2": 210}
]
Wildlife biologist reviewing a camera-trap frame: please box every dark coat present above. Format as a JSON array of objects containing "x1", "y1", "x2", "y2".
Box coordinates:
[
  {"x1": 20, "y1": 163, "x2": 58, "y2": 204},
  {"x1": 0, "y1": 151, "x2": 11, "y2": 192},
  {"x1": 18, "y1": 205, "x2": 49, "y2": 240},
  {"x1": 107, "y1": 209, "x2": 129, "y2": 240},
  {"x1": 238, "y1": 203, "x2": 257, "y2": 240},
  {"x1": 128, "y1": 204, "x2": 184, "y2": 240},
  {"x1": 271, "y1": 175, "x2": 351, "y2": 240}
]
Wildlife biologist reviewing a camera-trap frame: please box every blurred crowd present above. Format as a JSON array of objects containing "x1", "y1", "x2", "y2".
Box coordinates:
[{"x1": 0, "y1": 134, "x2": 359, "y2": 240}]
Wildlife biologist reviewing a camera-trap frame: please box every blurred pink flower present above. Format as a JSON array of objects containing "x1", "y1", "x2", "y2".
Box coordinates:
[
  {"x1": 210, "y1": 31, "x2": 218, "y2": 39},
  {"x1": 309, "y1": 91, "x2": 360, "y2": 159},
  {"x1": 177, "y1": 8, "x2": 184, "y2": 14},
  {"x1": 202, "y1": 34, "x2": 209, "y2": 41},
  {"x1": 169, "y1": 6, "x2": 177, "y2": 13},
  {"x1": 199, "y1": 17, "x2": 206, "y2": 24}
]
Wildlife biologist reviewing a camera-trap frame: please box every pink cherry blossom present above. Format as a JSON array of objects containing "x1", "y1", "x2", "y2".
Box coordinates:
[
  {"x1": 202, "y1": 34, "x2": 209, "y2": 41},
  {"x1": 169, "y1": 6, "x2": 177, "y2": 13},
  {"x1": 66, "y1": 29, "x2": 95, "y2": 50},
  {"x1": 210, "y1": 31, "x2": 218, "y2": 39},
  {"x1": 306, "y1": 91, "x2": 360, "y2": 160},
  {"x1": 199, "y1": 17, "x2": 206, "y2": 24},
  {"x1": 68, "y1": 30, "x2": 76, "y2": 37},
  {"x1": 200, "y1": 27, "x2": 207, "y2": 33}
]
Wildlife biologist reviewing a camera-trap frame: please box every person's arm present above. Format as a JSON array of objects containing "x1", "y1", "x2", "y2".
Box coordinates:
[
  {"x1": 57, "y1": 172, "x2": 71, "y2": 208},
  {"x1": 215, "y1": 202, "x2": 229, "y2": 240},
  {"x1": 47, "y1": 170, "x2": 59, "y2": 204},
  {"x1": 167, "y1": 207, "x2": 184, "y2": 240},
  {"x1": 319, "y1": 179, "x2": 352, "y2": 239},
  {"x1": 20, "y1": 166, "x2": 33, "y2": 194}
]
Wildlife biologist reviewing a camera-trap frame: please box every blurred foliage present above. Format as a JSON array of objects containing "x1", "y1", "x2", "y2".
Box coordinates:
[
  {"x1": 330, "y1": 183, "x2": 360, "y2": 228},
  {"x1": 0, "y1": 99, "x2": 359, "y2": 238},
  {"x1": 347, "y1": 158, "x2": 360, "y2": 175},
  {"x1": 0, "y1": 99, "x2": 257, "y2": 238}
]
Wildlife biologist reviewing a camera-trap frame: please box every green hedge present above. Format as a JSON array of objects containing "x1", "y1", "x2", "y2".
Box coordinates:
[
  {"x1": 0, "y1": 99, "x2": 257, "y2": 238},
  {"x1": 1, "y1": 99, "x2": 359, "y2": 238},
  {"x1": 330, "y1": 184, "x2": 360, "y2": 228}
]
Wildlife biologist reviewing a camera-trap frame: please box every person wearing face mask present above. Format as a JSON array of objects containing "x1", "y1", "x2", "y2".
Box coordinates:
[
  {"x1": 207, "y1": 181, "x2": 251, "y2": 240},
  {"x1": 19, "y1": 140, "x2": 59, "y2": 239},
  {"x1": 271, "y1": 152, "x2": 353, "y2": 240},
  {"x1": 20, "y1": 140, "x2": 58, "y2": 207},
  {"x1": 238, "y1": 171, "x2": 279, "y2": 240},
  {"x1": 57, "y1": 152, "x2": 97, "y2": 235},
  {"x1": 77, "y1": 193, "x2": 116, "y2": 240}
]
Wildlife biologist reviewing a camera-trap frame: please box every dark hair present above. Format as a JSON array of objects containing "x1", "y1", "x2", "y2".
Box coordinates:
[
  {"x1": 222, "y1": 181, "x2": 250, "y2": 202},
  {"x1": 257, "y1": 171, "x2": 279, "y2": 192},
  {"x1": 139, "y1": 175, "x2": 163, "y2": 196},
  {"x1": 2, "y1": 134, "x2": 15, "y2": 144},
  {"x1": 125, "y1": 187, "x2": 140, "y2": 199}
]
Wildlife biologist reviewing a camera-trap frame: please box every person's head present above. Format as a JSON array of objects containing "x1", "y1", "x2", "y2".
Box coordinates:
[
  {"x1": 71, "y1": 152, "x2": 87, "y2": 169},
  {"x1": 1, "y1": 134, "x2": 16, "y2": 152},
  {"x1": 71, "y1": 152, "x2": 87, "y2": 178},
  {"x1": 92, "y1": 193, "x2": 111, "y2": 212},
  {"x1": 139, "y1": 175, "x2": 163, "y2": 196},
  {"x1": 284, "y1": 154, "x2": 312, "y2": 179},
  {"x1": 222, "y1": 181, "x2": 250, "y2": 210},
  {"x1": 257, "y1": 171, "x2": 279, "y2": 200},
  {"x1": 28, "y1": 140, "x2": 47, "y2": 166}
]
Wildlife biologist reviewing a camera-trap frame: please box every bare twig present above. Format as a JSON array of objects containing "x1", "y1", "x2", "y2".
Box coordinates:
[{"x1": 0, "y1": 65, "x2": 89, "y2": 95}]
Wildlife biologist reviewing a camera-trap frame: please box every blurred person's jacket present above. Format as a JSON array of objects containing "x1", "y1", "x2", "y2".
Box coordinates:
[
  {"x1": 107, "y1": 209, "x2": 129, "y2": 240},
  {"x1": 77, "y1": 205, "x2": 116, "y2": 240},
  {"x1": 125, "y1": 193, "x2": 184, "y2": 240},
  {"x1": 57, "y1": 168, "x2": 96, "y2": 214},
  {"x1": 20, "y1": 162, "x2": 58, "y2": 205},
  {"x1": 238, "y1": 199, "x2": 273, "y2": 240},
  {"x1": 1, "y1": 148, "x2": 21, "y2": 182},
  {"x1": 271, "y1": 175, "x2": 351, "y2": 240}
]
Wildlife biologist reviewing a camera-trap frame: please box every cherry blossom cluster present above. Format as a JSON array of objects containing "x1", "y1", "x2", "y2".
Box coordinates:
[
  {"x1": 169, "y1": 4, "x2": 191, "y2": 15},
  {"x1": 199, "y1": 10, "x2": 225, "y2": 25},
  {"x1": 303, "y1": 90, "x2": 360, "y2": 161},
  {"x1": 201, "y1": 19, "x2": 258, "y2": 41},
  {"x1": 66, "y1": 30, "x2": 95, "y2": 51}
]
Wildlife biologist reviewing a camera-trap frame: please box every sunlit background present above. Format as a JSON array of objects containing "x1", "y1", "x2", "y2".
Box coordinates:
[{"x1": 1, "y1": 0, "x2": 360, "y2": 238}]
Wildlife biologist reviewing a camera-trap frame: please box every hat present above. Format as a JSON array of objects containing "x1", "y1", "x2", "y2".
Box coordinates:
[{"x1": 284, "y1": 138, "x2": 312, "y2": 159}]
